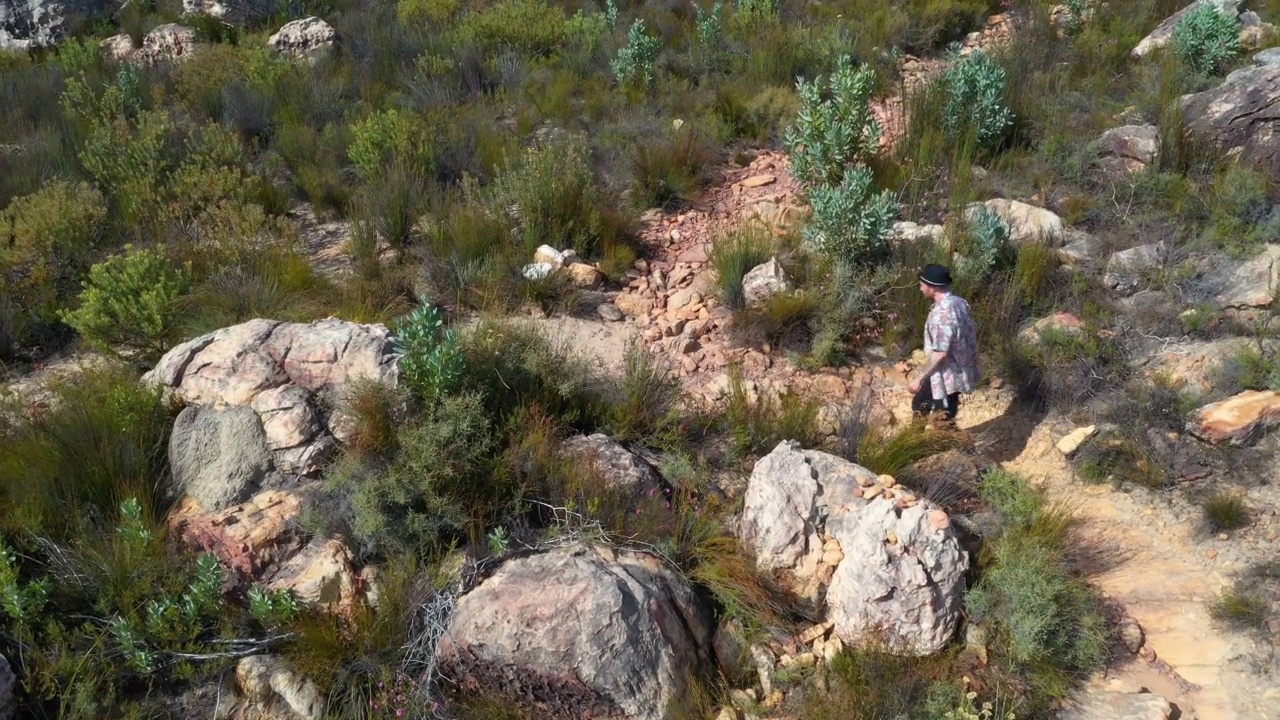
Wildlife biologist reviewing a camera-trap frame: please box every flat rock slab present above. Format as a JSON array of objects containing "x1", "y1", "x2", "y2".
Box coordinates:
[
  {"x1": 1057, "y1": 691, "x2": 1174, "y2": 720},
  {"x1": 1211, "y1": 244, "x2": 1280, "y2": 309},
  {"x1": 1188, "y1": 389, "x2": 1280, "y2": 446},
  {"x1": 1181, "y1": 61, "x2": 1280, "y2": 178}
]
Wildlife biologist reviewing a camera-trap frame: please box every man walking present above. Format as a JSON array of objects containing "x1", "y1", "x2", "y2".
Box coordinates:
[{"x1": 907, "y1": 264, "x2": 981, "y2": 422}]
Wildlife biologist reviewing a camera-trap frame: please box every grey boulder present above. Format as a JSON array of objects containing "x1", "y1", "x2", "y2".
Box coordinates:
[
  {"x1": 169, "y1": 405, "x2": 275, "y2": 513},
  {"x1": 437, "y1": 543, "x2": 713, "y2": 720}
]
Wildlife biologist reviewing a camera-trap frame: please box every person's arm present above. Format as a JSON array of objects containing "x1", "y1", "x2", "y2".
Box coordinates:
[
  {"x1": 916, "y1": 350, "x2": 950, "y2": 383},
  {"x1": 911, "y1": 309, "x2": 955, "y2": 391}
]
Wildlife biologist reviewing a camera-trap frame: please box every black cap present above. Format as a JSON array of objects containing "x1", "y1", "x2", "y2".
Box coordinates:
[{"x1": 919, "y1": 264, "x2": 953, "y2": 287}]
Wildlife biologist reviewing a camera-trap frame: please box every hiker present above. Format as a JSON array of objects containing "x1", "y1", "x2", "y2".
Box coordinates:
[{"x1": 907, "y1": 264, "x2": 981, "y2": 422}]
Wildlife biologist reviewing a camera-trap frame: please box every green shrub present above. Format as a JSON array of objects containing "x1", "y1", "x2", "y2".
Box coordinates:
[
  {"x1": 1172, "y1": 3, "x2": 1242, "y2": 75},
  {"x1": 494, "y1": 137, "x2": 611, "y2": 256},
  {"x1": 853, "y1": 420, "x2": 962, "y2": 477},
  {"x1": 801, "y1": 643, "x2": 966, "y2": 720},
  {"x1": 0, "y1": 364, "x2": 174, "y2": 540},
  {"x1": 352, "y1": 160, "x2": 431, "y2": 259},
  {"x1": 1201, "y1": 489, "x2": 1249, "y2": 533},
  {"x1": 696, "y1": 2, "x2": 725, "y2": 48},
  {"x1": 1201, "y1": 163, "x2": 1275, "y2": 256},
  {"x1": 630, "y1": 128, "x2": 716, "y2": 211},
  {"x1": 710, "y1": 229, "x2": 772, "y2": 310},
  {"x1": 326, "y1": 392, "x2": 498, "y2": 557},
  {"x1": 782, "y1": 55, "x2": 896, "y2": 268},
  {"x1": 783, "y1": 55, "x2": 880, "y2": 188},
  {"x1": 612, "y1": 19, "x2": 662, "y2": 89},
  {"x1": 456, "y1": 0, "x2": 567, "y2": 57},
  {"x1": 457, "y1": 319, "x2": 604, "y2": 431},
  {"x1": 940, "y1": 49, "x2": 1013, "y2": 151},
  {"x1": 733, "y1": 0, "x2": 778, "y2": 25},
  {"x1": 729, "y1": 290, "x2": 819, "y2": 352},
  {"x1": 1209, "y1": 342, "x2": 1280, "y2": 396},
  {"x1": 0, "y1": 180, "x2": 108, "y2": 345},
  {"x1": 391, "y1": 304, "x2": 465, "y2": 403},
  {"x1": 722, "y1": 367, "x2": 823, "y2": 458},
  {"x1": 1209, "y1": 586, "x2": 1270, "y2": 631},
  {"x1": 60, "y1": 245, "x2": 192, "y2": 360},
  {"x1": 604, "y1": 340, "x2": 684, "y2": 445},
  {"x1": 803, "y1": 168, "x2": 898, "y2": 268},
  {"x1": 398, "y1": 0, "x2": 460, "y2": 24},
  {"x1": 0, "y1": 541, "x2": 51, "y2": 626},
  {"x1": 957, "y1": 206, "x2": 1014, "y2": 282},
  {"x1": 968, "y1": 470, "x2": 1108, "y2": 683},
  {"x1": 348, "y1": 108, "x2": 435, "y2": 183}
]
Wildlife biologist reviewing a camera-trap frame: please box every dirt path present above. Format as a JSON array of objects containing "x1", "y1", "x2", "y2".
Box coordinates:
[{"x1": 929, "y1": 389, "x2": 1280, "y2": 720}]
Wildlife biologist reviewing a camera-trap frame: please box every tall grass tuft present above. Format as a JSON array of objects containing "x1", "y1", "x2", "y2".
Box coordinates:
[
  {"x1": 710, "y1": 229, "x2": 772, "y2": 310},
  {"x1": 0, "y1": 364, "x2": 175, "y2": 540}
]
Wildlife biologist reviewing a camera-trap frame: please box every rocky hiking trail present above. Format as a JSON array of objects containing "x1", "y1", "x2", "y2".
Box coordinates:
[{"x1": 498, "y1": 129, "x2": 1280, "y2": 717}]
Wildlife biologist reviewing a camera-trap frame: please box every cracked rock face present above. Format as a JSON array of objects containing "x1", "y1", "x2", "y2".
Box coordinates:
[
  {"x1": 0, "y1": 0, "x2": 110, "y2": 51},
  {"x1": 145, "y1": 318, "x2": 399, "y2": 478},
  {"x1": 1181, "y1": 62, "x2": 1280, "y2": 178},
  {"x1": 737, "y1": 441, "x2": 968, "y2": 655},
  {"x1": 436, "y1": 543, "x2": 714, "y2": 720}
]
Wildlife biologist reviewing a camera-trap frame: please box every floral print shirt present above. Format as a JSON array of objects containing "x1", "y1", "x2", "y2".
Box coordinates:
[{"x1": 924, "y1": 293, "x2": 981, "y2": 400}]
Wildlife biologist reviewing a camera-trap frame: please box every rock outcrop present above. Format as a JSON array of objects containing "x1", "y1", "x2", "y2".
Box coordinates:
[
  {"x1": 1188, "y1": 390, "x2": 1280, "y2": 446},
  {"x1": 1057, "y1": 690, "x2": 1175, "y2": 720},
  {"x1": 267, "y1": 16, "x2": 336, "y2": 62},
  {"x1": 1104, "y1": 242, "x2": 1165, "y2": 294},
  {"x1": 559, "y1": 433, "x2": 662, "y2": 491},
  {"x1": 738, "y1": 441, "x2": 968, "y2": 655},
  {"x1": 1209, "y1": 244, "x2": 1280, "y2": 309},
  {"x1": 134, "y1": 23, "x2": 199, "y2": 65},
  {"x1": 235, "y1": 655, "x2": 323, "y2": 720},
  {"x1": 1095, "y1": 124, "x2": 1160, "y2": 177},
  {"x1": 964, "y1": 198, "x2": 1063, "y2": 245},
  {"x1": 169, "y1": 489, "x2": 362, "y2": 610},
  {"x1": 436, "y1": 543, "x2": 714, "y2": 720},
  {"x1": 0, "y1": 0, "x2": 110, "y2": 51},
  {"x1": 169, "y1": 405, "x2": 276, "y2": 513},
  {"x1": 145, "y1": 318, "x2": 398, "y2": 476},
  {"x1": 1181, "y1": 61, "x2": 1280, "y2": 178},
  {"x1": 1131, "y1": 0, "x2": 1240, "y2": 59}
]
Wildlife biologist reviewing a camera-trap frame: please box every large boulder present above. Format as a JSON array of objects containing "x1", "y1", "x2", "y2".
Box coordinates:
[
  {"x1": 559, "y1": 433, "x2": 662, "y2": 492},
  {"x1": 1095, "y1": 124, "x2": 1160, "y2": 177},
  {"x1": 0, "y1": 0, "x2": 110, "y2": 51},
  {"x1": 964, "y1": 199, "x2": 1063, "y2": 246},
  {"x1": 1137, "y1": 336, "x2": 1259, "y2": 393},
  {"x1": 169, "y1": 489, "x2": 363, "y2": 610},
  {"x1": 183, "y1": 0, "x2": 274, "y2": 25},
  {"x1": 1104, "y1": 242, "x2": 1165, "y2": 294},
  {"x1": 1208, "y1": 244, "x2": 1280, "y2": 309},
  {"x1": 1181, "y1": 62, "x2": 1280, "y2": 178},
  {"x1": 267, "y1": 16, "x2": 336, "y2": 62},
  {"x1": 169, "y1": 405, "x2": 276, "y2": 513},
  {"x1": 134, "y1": 23, "x2": 199, "y2": 65},
  {"x1": 738, "y1": 441, "x2": 968, "y2": 655},
  {"x1": 436, "y1": 543, "x2": 713, "y2": 720},
  {"x1": 1131, "y1": 0, "x2": 1240, "y2": 59},
  {"x1": 145, "y1": 318, "x2": 398, "y2": 476},
  {"x1": 1188, "y1": 390, "x2": 1280, "y2": 446}
]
